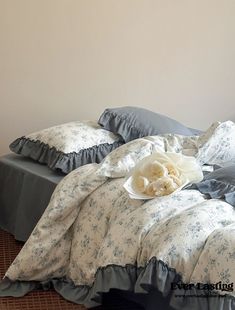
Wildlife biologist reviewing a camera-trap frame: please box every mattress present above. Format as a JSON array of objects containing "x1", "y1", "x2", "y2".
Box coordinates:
[{"x1": 0, "y1": 154, "x2": 64, "y2": 241}]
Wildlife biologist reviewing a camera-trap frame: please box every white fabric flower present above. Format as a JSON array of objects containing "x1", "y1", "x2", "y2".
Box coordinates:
[
  {"x1": 145, "y1": 176, "x2": 179, "y2": 196},
  {"x1": 133, "y1": 175, "x2": 150, "y2": 193},
  {"x1": 138, "y1": 160, "x2": 168, "y2": 182},
  {"x1": 123, "y1": 151, "x2": 203, "y2": 199}
]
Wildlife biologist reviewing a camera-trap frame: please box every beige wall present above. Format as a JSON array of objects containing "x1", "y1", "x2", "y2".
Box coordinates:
[{"x1": 1, "y1": 0, "x2": 235, "y2": 155}]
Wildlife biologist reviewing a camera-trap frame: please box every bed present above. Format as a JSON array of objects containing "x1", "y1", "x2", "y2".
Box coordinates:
[
  {"x1": 0, "y1": 153, "x2": 64, "y2": 241},
  {"x1": 0, "y1": 107, "x2": 235, "y2": 310},
  {"x1": 0, "y1": 156, "x2": 174, "y2": 310}
]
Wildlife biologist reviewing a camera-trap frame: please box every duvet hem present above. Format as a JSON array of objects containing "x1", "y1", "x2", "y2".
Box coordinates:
[{"x1": 0, "y1": 257, "x2": 234, "y2": 310}]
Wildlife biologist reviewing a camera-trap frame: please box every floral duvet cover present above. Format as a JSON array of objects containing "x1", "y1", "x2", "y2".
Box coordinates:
[{"x1": 1, "y1": 121, "x2": 235, "y2": 310}]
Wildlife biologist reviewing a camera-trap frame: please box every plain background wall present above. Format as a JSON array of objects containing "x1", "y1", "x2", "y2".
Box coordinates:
[{"x1": 1, "y1": 0, "x2": 235, "y2": 155}]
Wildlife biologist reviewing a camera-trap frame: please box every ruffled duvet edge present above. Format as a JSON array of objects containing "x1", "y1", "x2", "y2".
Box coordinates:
[{"x1": 0, "y1": 257, "x2": 234, "y2": 310}]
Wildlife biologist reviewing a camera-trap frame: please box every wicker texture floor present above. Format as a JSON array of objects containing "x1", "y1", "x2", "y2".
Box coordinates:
[
  {"x1": 0, "y1": 229, "x2": 87, "y2": 310},
  {"x1": 0, "y1": 229, "x2": 144, "y2": 310}
]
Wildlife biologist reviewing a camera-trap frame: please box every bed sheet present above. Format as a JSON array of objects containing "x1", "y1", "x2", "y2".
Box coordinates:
[{"x1": 0, "y1": 154, "x2": 64, "y2": 241}]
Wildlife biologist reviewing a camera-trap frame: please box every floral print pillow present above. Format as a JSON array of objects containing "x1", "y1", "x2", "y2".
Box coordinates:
[{"x1": 9, "y1": 120, "x2": 123, "y2": 174}]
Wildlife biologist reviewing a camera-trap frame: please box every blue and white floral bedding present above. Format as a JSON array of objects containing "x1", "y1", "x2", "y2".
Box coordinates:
[{"x1": 1, "y1": 121, "x2": 235, "y2": 310}]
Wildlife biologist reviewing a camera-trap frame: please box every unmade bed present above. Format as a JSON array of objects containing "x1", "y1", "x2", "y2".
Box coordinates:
[
  {"x1": 1, "y1": 107, "x2": 235, "y2": 310},
  {"x1": 0, "y1": 155, "x2": 174, "y2": 309}
]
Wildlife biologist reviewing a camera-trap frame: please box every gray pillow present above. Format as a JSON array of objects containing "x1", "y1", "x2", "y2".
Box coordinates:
[
  {"x1": 194, "y1": 165, "x2": 235, "y2": 207},
  {"x1": 98, "y1": 107, "x2": 195, "y2": 142},
  {"x1": 9, "y1": 121, "x2": 124, "y2": 174},
  {"x1": 188, "y1": 127, "x2": 204, "y2": 135}
]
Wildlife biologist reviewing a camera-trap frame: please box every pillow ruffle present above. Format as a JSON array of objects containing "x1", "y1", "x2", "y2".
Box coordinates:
[{"x1": 10, "y1": 137, "x2": 123, "y2": 174}]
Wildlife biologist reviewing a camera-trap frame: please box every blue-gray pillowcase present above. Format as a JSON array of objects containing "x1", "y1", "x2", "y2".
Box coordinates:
[
  {"x1": 194, "y1": 165, "x2": 235, "y2": 207},
  {"x1": 98, "y1": 106, "x2": 196, "y2": 142}
]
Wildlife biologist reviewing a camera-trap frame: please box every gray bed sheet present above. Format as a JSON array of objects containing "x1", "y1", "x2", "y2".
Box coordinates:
[{"x1": 0, "y1": 154, "x2": 64, "y2": 241}]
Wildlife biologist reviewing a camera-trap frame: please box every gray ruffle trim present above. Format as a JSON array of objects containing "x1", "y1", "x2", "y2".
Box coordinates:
[
  {"x1": 192, "y1": 179, "x2": 235, "y2": 207},
  {"x1": 98, "y1": 110, "x2": 145, "y2": 142},
  {"x1": 98, "y1": 110, "x2": 202, "y2": 143},
  {"x1": 0, "y1": 257, "x2": 234, "y2": 310},
  {"x1": 9, "y1": 137, "x2": 124, "y2": 174}
]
